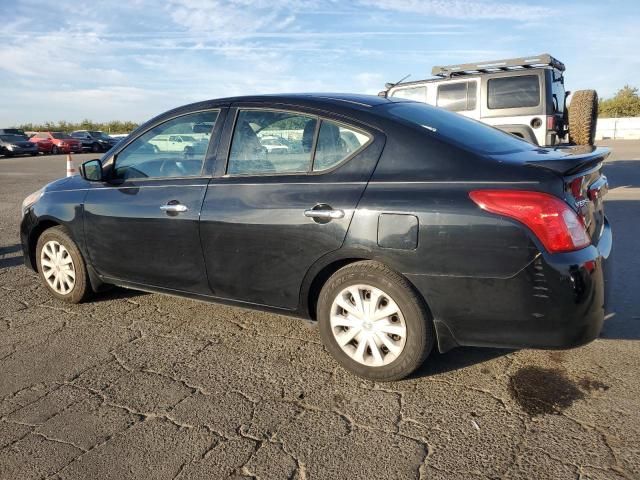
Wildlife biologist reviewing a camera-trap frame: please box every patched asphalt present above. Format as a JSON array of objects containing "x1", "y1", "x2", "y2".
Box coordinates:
[{"x1": 0, "y1": 142, "x2": 639, "y2": 479}]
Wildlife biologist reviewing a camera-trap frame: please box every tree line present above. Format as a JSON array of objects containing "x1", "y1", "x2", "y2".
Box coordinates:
[
  {"x1": 598, "y1": 85, "x2": 640, "y2": 117},
  {"x1": 13, "y1": 119, "x2": 139, "y2": 134}
]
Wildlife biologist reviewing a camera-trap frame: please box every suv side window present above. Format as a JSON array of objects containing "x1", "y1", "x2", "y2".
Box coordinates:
[
  {"x1": 391, "y1": 86, "x2": 426, "y2": 102},
  {"x1": 113, "y1": 110, "x2": 218, "y2": 180},
  {"x1": 437, "y1": 81, "x2": 477, "y2": 112},
  {"x1": 488, "y1": 75, "x2": 540, "y2": 109},
  {"x1": 313, "y1": 121, "x2": 371, "y2": 171},
  {"x1": 228, "y1": 110, "x2": 317, "y2": 175}
]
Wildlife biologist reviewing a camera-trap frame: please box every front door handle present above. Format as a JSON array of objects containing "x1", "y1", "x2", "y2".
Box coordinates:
[{"x1": 160, "y1": 203, "x2": 188, "y2": 213}]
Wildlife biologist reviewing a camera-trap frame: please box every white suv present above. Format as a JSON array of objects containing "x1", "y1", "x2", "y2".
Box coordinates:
[{"x1": 381, "y1": 54, "x2": 598, "y2": 147}]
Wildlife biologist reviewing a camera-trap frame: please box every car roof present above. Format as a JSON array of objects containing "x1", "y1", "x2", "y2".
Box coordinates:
[{"x1": 221, "y1": 93, "x2": 404, "y2": 107}]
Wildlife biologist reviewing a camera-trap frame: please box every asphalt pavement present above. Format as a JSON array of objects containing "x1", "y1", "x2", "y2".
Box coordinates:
[{"x1": 0, "y1": 142, "x2": 638, "y2": 479}]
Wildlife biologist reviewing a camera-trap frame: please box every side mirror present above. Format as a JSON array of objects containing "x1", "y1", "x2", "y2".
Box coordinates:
[{"x1": 80, "y1": 159, "x2": 103, "y2": 182}]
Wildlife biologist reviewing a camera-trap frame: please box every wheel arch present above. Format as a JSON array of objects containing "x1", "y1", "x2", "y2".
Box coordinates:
[
  {"x1": 27, "y1": 218, "x2": 61, "y2": 271},
  {"x1": 301, "y1": 251, "x2": 436, "y2": 327}
]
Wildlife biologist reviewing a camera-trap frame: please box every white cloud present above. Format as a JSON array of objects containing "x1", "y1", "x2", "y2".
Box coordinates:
[{"x1": 360, "y1": 0, "x2": 550, "y2": 20}]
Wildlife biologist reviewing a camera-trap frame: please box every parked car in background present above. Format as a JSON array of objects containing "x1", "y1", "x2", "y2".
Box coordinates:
[
  {"x1": 0, "y1": 134, "x2": 39, "y2": 156},
  {"x1": 259, "y1": 135, "x2": 289, "y2": 154},
  {"x1": 20, "y1": 94, "x2": 612, "y2": 381},
  {"x1": 30, "y1": 132, "x2": 82, "y2": 154},
  {"x1": 26, "y1": 133, "x2": 54, "y2": 154},
  {"x1": 0, "y1": 128, "x2": 29, "y2": 138},
  {"x1": 71, "y1": 130, "x2": 119, "y2": 153}
]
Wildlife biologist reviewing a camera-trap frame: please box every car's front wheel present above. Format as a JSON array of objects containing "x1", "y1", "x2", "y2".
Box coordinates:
[
  {"x1": 36, "y1": 226, "x2": 91, "y2": 303},
  {"x1": 51, "y1": 146, "x2": 59, "y2": 155},
  {"x1": 317, "y1": 261, "x2": 434, "y2": 381}
]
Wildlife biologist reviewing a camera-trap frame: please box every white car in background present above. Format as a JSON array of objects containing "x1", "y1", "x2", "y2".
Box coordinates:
[{"x1": 259, "y1": 135, "x2": 289, "y2": 154}]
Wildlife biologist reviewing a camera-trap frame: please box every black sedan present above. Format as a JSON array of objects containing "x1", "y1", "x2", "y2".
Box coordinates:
[
  {"x1": 19, "y1": 94, "x2": 612, "y2": 381},
  {"x1": 1, "y1": 134, "x2": 38, "y2": 156}
]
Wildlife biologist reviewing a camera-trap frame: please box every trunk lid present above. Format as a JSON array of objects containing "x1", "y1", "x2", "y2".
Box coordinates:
[{"x1": 524, "y1": 146, "x2": 610, "y2": 244}]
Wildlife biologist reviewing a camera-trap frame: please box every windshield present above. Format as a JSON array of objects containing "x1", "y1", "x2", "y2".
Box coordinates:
[
  {"x1": 383, "y1": 102, "x2": 534, "y2": 155},
  {"x1": 51, "y1": 132, "x2": 73, "y2": 140},
  {"x1": 89, "y1": 131, "x2": 111, "y2": 140},
  {"x1": 0, "y1": 135, "x2": 26, "y2": 142}
]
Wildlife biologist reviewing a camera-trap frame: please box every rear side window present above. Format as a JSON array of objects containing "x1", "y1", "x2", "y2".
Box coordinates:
[
  {"x1": 385, "y1": 102, "x2": 533, "y2": 155},
  {"x1": 228, "y1": 110, "x2": 317, "y2": 175},
  {"x1": 313, "y1": 122, "x2": 370, "y2": 171},
  {"x1": 437, "y1": 81, "x2": 477, "y2": 112},
  {"x1": 391, "y1": 86, "x2": 426, "y2": 102},
  {"x1": 228, "y1": 110, "x2": 371, "y2": 175},
  {"x1": 488, "y1": 75, "x2": 540, "y2": 109}
]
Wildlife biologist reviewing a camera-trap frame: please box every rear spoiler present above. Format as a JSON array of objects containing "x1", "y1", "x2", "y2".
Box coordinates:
[{"x1": 526, "y1": 147, "x2": 610, "y2": 176}]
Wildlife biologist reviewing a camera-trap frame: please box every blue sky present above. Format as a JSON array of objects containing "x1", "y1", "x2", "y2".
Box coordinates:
[{"x1": 1, "y1": 0, "x2": 639, "y2": 124}]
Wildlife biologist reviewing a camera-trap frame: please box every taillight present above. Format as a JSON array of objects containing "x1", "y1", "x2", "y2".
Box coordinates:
[
  {"x1": 569, "y1": 177, "x2": 584, "y2": 199},
  {"x1": 469, "y1": 190, "x2": 591, "y2": 253},
  {"x1": 547, "y1": 116, "x2": 556, "y2": 131}
]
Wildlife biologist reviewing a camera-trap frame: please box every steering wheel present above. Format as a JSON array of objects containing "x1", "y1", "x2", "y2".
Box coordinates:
[{"x1": 159, "y1": 158, "x2": 188, "y2": 177}]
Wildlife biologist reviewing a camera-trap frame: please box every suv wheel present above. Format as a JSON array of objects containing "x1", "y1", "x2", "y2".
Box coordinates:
[
  {"x1": 51, "y1": 146, "x2": 59, "y2": 155},
  {"x1": 317, "y1": 261, "x2": 434, "y2": 381},
  {"x1": 569, "y1": 90, "x2": 598, "y2": 146},
  {"x1": 36, "y1": 226, "x2": 91, "y2": 303},
  {"x1": 91, "y1": 143, "x2": 100, "y2": 153}
]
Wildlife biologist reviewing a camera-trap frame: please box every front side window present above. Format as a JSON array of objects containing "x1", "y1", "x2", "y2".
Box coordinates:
[
  {"x1": 228, "y1": 110, "x2": 317, "y2": 175},
  {"x1": 437, "y1": 81, "x2": 477, "y2": 112},
  {"x1": 113, "y1": 110, "x2": 218, "y2": 180},
  {"x1": 488, "y1": 75, "x2": 540, "y2": 109},
  {"x1": 391, "y1": 86, "x2": 426, "y2": 102}
]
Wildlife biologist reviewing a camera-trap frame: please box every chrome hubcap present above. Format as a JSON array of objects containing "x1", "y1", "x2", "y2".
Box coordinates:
[
  {"x1": 40, "y1": 240, "x2": 75, "y2": 295},
  {"x1": 330, "y1": 284, "x2": 407, "y2": 367}
]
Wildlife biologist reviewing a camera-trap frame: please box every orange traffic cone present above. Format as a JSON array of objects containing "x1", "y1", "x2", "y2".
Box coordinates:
[{"x1": 66, "y1": 153, "x2": 76, "y2": 177}]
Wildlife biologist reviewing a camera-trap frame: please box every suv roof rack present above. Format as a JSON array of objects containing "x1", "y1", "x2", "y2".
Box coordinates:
[{"x1": 431, "y1": 53, "x2": 565, "y2": 77}]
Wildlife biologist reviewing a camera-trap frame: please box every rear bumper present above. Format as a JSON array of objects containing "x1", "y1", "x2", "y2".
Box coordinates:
[{"x1": 407, "y1": 219, "x2": 612, "y2": 352}]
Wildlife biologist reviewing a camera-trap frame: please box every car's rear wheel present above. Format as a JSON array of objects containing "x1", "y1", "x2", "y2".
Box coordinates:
[
  {"x1": 36, "y1": 226, "x2": 91, "y2": 303},
  {"x1": 317, "y1": 261, "x2": 434, "y2": 381},
  {"x1": 569, "y1": 89, "x2": 598, "y2": 146}
]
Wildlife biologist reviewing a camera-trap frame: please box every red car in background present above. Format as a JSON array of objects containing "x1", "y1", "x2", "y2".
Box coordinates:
[
  {"x1": 27, "y1": 133, "x2": 54, "y2": 154},
  {"x1": 30, "y1": 132, "x2": 82, "y2": 155}
]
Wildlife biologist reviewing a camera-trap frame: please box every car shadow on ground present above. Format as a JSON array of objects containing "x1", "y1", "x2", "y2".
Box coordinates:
[
  {"x1": 0, "y1": 244, "x2": 24, "y2": 270},
  {"x1": 601, "y1": 198, "x2": 640, "y2": 341},
  {"x1": 89, "y1": 286, "x2": 147, "y2": 302},
  {"x1": 411, "y1": 347, "x2": 513, "y2": 378}
]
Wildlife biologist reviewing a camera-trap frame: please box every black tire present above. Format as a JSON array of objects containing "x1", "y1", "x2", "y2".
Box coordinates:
[
  {"x1": 35, "y1": 226, "x2": 91, "y2": 303},
  {"x1": 51, "y1": 146, "x2": 59, "y2": 155},
  {"x1": 91, "y1": 143, "x2": 100, "y2": 153},
  {"x1": 569, "y1": 90, "x2": 598, "y2": 146},
  {"x1": 317, "y1": 260, "x2": 435, "y2": 381}
]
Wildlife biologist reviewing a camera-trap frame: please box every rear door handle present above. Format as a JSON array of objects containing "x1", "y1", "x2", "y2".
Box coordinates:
[
  {"x1": 160, "y1": 203, "x2": 188, "y2": 213},
  {"x1": 304, "y1": 209, "x2": 345, "y2": 220}
]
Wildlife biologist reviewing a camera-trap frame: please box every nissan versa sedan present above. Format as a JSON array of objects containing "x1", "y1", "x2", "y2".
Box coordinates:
[{"x1": 20, "y1": 94, "x2": 612, "y2": 381}]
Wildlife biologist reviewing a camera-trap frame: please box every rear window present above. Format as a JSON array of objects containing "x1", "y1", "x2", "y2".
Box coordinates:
[
  {"x1": 488, "y1": 75, "x2": 540, "y2": 109},
  {"x1": 384, "y1": 102, "x2": 533, "y2": 155}
]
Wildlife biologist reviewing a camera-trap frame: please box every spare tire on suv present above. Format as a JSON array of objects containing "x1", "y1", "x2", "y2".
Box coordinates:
[{"x1": 569, "y1": 90, "x2": 598, "y2": 146}]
